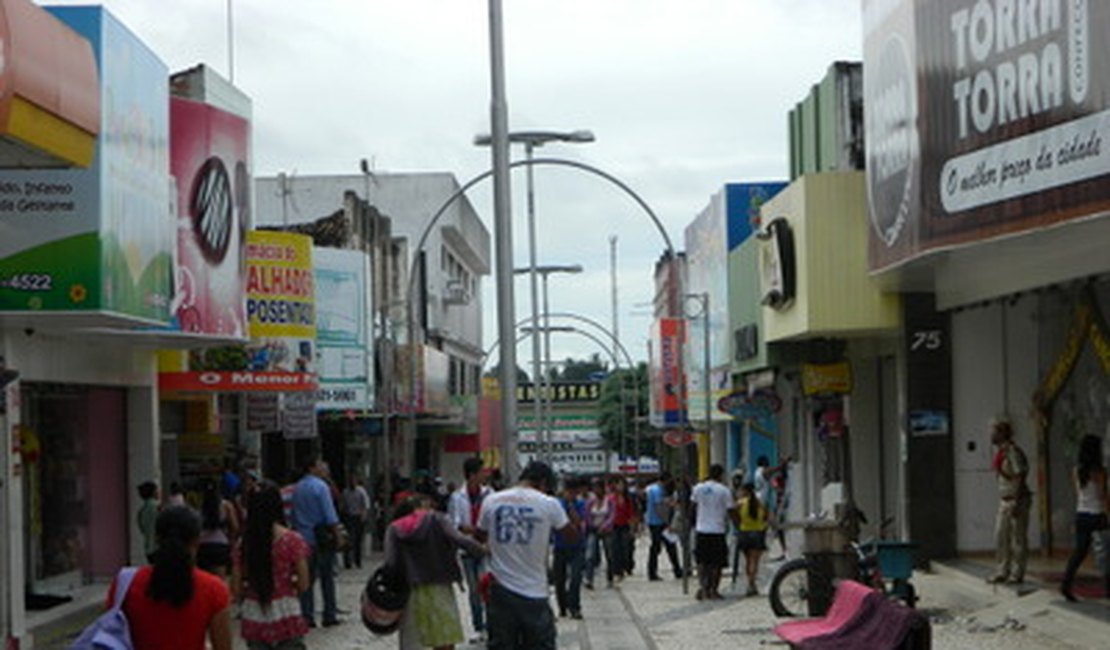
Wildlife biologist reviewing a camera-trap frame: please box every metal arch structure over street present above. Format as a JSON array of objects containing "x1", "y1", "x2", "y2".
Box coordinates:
[
  {"x1": 479, "y1": 310, "x2": 644, "y2": 466},
  {"x1": 399, "y1": 156, "x2": 676, "y2": 479},
  {"x1": 482, "y1": 311, "x2": 637, "y2": 372}
]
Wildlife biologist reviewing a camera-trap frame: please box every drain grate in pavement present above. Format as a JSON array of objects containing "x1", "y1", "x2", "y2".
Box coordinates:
[{"x1": 721, "y1": 627, "x2": 775, "y2": 635}]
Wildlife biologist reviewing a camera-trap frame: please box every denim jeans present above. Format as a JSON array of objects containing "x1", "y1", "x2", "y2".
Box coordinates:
[
  {"x1": 552, "y1": 546, "x2": 585, "y2": 614},
  {"x1": 648, "y1": 524, "x2": 682, "y2": 578},
  {"x1": 460, "y1": 553, "x2": 486, "y2": 632},
  {"x1": 584, "y1": 531, "x2": 603, "y2": 585},
  {"x1": 487, "y1": 583, "x2": 556, "y2": 650},
  {"x1": 299, "y1": 545, "x2": 337, "y2": 624},
  {"x1": 1063, "y1": 512, "x2": 1109, "y2": 593}
]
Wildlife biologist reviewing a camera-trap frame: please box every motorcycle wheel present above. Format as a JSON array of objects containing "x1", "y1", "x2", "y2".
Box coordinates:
[{"x1": 769, "y1": 558, "x2": 811, "y2": 617}]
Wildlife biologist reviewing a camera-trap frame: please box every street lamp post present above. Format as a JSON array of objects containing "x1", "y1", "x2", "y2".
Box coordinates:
[
  {"x1": 680, "y1": 291, "x2": 710, "y2": 595},
  {"x1": 512, "y1": 264, "x2": 583, "y2": 464},
  {"x1": 486, "y1": 0, "x2": 517, "y2": 480},
  {"x1": 476, "y1": 130, "x2": 594, "y2": 468}
]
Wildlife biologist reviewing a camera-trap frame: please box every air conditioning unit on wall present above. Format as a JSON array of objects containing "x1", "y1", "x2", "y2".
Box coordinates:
[{"x1": 443, "y1": 279, "x2": 471, "y2": 306}]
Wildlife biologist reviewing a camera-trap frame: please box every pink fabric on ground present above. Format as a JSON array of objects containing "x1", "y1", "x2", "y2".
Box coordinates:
[
  {"x1": 774, "y1": 580, "x2": 876, "y2": 644},
  {"x1": 774, "y1": 579, "x2": 929, "y2": 650}
]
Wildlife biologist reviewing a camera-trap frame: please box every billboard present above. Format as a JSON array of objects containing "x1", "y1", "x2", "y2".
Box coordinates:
[
  {"x1": 649, "y1": 317, "x2": 686, "y2": 427},
  {"x1": 515, "y1": 381, "x2": 601, "y2": 404},
  {"x1": 313, "y1": 247, "x2": 372, "y2": 411},
  {"x1": 170, "y1": 97, "x2": 250, "y2": 336},
  {"x1": 158, "y1": 230, "x2": 318, "y2": 401},
  {"x1": 245, "y1": 231, "x2": 315, "y2": 374},
  {"x1": 518, "y1": 413, "x2": 602, "y2": 450},
  {"x1": 866, "y1": 0, "x2": 1110, "y2": 271},
  {"x1": 0, "y1": 7, "x2": 172, "y2": 321},
  {"x1": 685, "y1": 184, "x2": 781, "y2": 422}
]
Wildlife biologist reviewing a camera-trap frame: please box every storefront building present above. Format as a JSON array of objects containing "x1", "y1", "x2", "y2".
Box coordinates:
[
  {"x1": 0, "y1": 5, "x2": 171, "y2": 646},
  {"x1": 155, "y1": 64, "x2": 254, "y2": 499},
  {"x1": 254, "y1": 172, "x2": 489, "y2": 482},
  {"x1": 685, "y1": 184, "x2": 779, "y2": 476},
  {"x1": 864, "y1": 0, "x2": 1110, "y2": 557},
  {"x1": 756, "y1": 170, "x2": 902, "y2": 535}
]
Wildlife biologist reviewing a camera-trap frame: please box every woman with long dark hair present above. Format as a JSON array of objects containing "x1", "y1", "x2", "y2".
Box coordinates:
[
  {"x1": 232, "y1": 481, "x2": 311, "y2": 649},
  {"x1": 198, "y1": 480, "x2": 240, "y2": 579},
  {"x1": 108, "y1": 506, "x2": 232, "y2": 649},
  {"x1": 1061, "y1": 434, "x2": 1109, "y2": 601}
]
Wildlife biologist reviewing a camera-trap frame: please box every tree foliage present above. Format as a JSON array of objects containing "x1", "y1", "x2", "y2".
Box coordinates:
[
  {"x1": 483, "y1": 363, "x2": 531, "y2": 382},
  {"x1": 597, "y1": 362, "x2": 651, "y2": 458},
  {"x1": 549, "y1": 353, "x2": 609, "y2": 382}
]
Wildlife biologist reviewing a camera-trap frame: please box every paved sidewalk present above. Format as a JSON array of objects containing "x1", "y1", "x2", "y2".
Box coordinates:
[
  {"x1": 33, "y1": 532, "x2": 1110, "y2": 648},
  {"x1": 247, "y1": 533, "x2": 1110, "y2": 649},
  {"x1": 273, "y1": 553, "x2": 648, "y2": 649}
]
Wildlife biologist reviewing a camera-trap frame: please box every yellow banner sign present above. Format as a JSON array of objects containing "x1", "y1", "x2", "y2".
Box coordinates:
[
  {"x1": 246, "y1": 231, "x2": 315, "y2": 339},
  {"x1": 802, "y1": 361, "x2": 853, "y2": 396}
]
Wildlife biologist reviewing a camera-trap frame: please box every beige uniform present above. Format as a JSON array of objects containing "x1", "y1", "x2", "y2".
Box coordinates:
[{"x1": 994, "y1": 442, "x2": 1030, "y2": 581}]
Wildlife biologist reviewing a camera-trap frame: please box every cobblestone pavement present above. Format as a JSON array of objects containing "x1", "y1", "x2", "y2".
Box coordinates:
[{"x1": 255, "y1": 534, "x2": 1107, "y2": 649}]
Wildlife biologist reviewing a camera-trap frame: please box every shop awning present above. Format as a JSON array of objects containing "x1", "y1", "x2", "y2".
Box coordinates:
[{"x1": 0, "y1": 0, "x2": 99, "y2": 168}]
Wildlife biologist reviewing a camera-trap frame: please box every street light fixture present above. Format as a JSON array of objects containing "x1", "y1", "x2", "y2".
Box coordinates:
[
  {"x1": 477, "y1": 129, "x2": 594, "y2": 468},
  {"x1": 680, "y1": 291, "x2": 710, "y2": 595},
  {"x1": 512, "y1": 264, "x2": 583, "y2": 463}
]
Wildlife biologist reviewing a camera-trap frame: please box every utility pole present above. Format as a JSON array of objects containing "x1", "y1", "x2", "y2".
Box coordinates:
[{"x1": 487, "y1": 0, "x2": 519, "y2": 480}]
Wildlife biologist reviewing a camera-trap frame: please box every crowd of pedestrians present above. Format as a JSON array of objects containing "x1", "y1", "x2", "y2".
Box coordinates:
[{"x1": 105, "y1": 454, "x2": 799, "y2": 650}]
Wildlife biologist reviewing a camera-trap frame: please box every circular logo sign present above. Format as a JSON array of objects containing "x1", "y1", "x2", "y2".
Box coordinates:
[
  {"x1": 662, "y1": 430, "x2": 695, "y2": 448},
  {"x1": 191, "y1": 157, "x2": 234, "y2": 264},
  {"x1": 866, "y1": 33, "x2": 919, "y2": 248}
]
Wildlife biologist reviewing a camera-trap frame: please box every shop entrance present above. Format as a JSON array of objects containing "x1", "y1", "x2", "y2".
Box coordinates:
[{"x1": 21, "y1": 384, "x2": 127, "y2": 596}]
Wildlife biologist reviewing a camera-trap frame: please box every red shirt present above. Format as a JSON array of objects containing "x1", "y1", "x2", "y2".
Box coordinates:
[
  {"x1": 108, "y1": 566, "x2": 229, "y2": 650},
  {"x1": 610, "y1": 493, "x2": 635, "y2": 527}
]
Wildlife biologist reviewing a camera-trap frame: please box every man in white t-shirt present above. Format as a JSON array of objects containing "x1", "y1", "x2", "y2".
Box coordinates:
[
  {"x1": 691, "y1": 463, "x2": 737, "y2": 601},
  {"x1": 477, "y1": 461, "x2": 576, "y2": 650}
]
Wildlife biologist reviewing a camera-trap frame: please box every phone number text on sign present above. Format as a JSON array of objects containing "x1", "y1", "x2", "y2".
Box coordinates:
[{"x1": 0, "y1": 274, "x2": 53, "y2": 291}]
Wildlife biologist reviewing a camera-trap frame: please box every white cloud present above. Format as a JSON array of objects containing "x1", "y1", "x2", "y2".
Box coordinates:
[{"x1": 44, "y1": 0, "x2": 861, "y2": 362}]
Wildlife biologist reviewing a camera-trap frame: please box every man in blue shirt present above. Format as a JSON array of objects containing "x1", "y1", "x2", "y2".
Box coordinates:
[
  {"x1": 646, "y1": 471, "x2": 683, "y2": 580},
  {"x1": 292, "y1": 456, "x2": 342, "y2": 627}
]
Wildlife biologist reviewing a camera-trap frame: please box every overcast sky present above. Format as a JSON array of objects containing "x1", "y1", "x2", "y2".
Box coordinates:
[{"x1": 47, "y1": 0, "x2": 862, "y2": 368}]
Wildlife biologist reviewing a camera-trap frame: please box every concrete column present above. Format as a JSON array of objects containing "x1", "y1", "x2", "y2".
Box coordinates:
[{"x1": 127, "y1": 368, "x2": 160, "y2": 564}]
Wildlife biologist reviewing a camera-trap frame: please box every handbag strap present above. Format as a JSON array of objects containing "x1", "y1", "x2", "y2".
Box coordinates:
[{"x1": 111, "y1": 567, "x2": 140, "y2": 611}]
